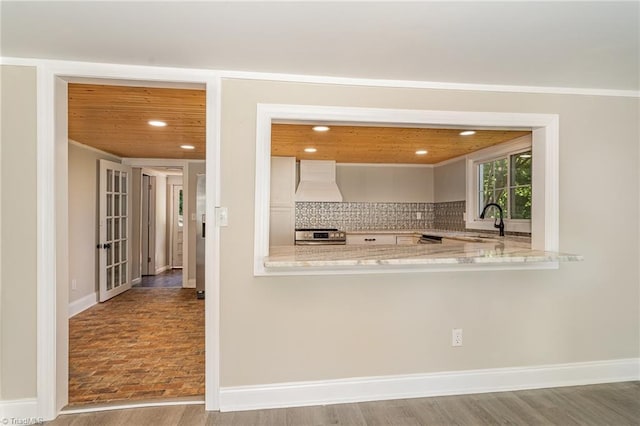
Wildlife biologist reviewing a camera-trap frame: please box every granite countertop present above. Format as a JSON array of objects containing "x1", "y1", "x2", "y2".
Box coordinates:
[
  {"x1": 347, "y1": 229, "x2": 532, "y2": 244},
  {"x1": 265, "y1": 233, "x2": 581, "y2": 268}
]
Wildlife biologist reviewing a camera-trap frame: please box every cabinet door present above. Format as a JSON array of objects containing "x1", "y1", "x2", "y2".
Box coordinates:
[
  {"x1": 346, "y1": 234, "x2": 396, "y2": 245},
  {"x1": 271, "y1": 156, "x2": 296, "y2": 207},
  {"x1": 270, "y1": 207, "x2": 295, "y2": 246}
]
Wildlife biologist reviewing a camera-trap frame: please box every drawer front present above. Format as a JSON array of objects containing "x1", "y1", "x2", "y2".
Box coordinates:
[{"x1": 346, "y1": 234, "x2": 397, "y2": 245}]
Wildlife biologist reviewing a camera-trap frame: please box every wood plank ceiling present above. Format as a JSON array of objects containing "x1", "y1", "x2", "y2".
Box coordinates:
[
  {"x1": 68, "y1": 83, "x2": 530, "y2": 163},
  {"x1": 68, "y1": 83, "x2": 206, "y2": 159},
  {"x1": 271, "y1": 125, "x2": 531, "y2": 164}
]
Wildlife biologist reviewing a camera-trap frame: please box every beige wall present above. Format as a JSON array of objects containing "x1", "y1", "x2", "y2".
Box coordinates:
[
  {"x1": 220, "y1": 78, "x2": 639, "y2": 387},
  {"x1": 434, "y1": 159, "x2": 466, "y2": 202},
  {"x1": 336, "y1": 164, "x2": 434, "y2": 202},
  {"x1": 0, "y1": 66, "x2": 638, "y2": 401},
  {"x1": 0, "y1": 65, "x2": 37, "y2": 398},
  {"x1": 68, "y1": 142, "x2": 121, "y2": 303}
]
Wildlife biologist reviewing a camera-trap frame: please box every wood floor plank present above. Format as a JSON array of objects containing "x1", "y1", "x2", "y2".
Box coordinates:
[
  {"x1": 125, "y1": 406, "x2": 187, "y2": 426},
  {"x1": 405, "y1": 397, "x2": 462, "y2": 425},
  {"x1": 285, "y1": 404, "x2": 335, "y2": 426},
  {"x1": 177, "y1": 404, "x2": 207, "y2": 426},
  {"x1": 47, "y1": 381, "x2": 640, "y2": 426},
  {"x1": 358, "y1": 399, "x2": 422, "y2": 425},
  {"x1": 327, "y1": 402, "x2": 368, "y2": 425}
]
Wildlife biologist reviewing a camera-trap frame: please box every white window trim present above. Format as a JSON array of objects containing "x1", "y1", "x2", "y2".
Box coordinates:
[
  {"x1": 254, "y1": 105, "x2": 559, "y2": 276},
  {"x1": 465, "y1": 135, "x2": 533, "y2": 233}
]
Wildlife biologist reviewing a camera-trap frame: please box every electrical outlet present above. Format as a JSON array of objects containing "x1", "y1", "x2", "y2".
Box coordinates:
[
  {"x1": 71, "y1": 279, "x2": 77, "y2": 290},
  {"x1": 452, "y1": 328, "x2": 463, "y2": 347}
]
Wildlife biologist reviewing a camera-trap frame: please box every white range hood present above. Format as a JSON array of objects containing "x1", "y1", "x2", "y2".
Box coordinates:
[{"x1": 295, "y1": 160, "x2": 343, "y2": 202}]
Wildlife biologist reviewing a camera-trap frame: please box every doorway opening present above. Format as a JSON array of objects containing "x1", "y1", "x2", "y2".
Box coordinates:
[{"x1": 66, "y1": 80, "x2": 207, "y2": 407}]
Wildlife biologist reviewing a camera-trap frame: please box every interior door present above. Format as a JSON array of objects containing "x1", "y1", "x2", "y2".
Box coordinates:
[
  {"x1": 171, "y1": 185, "x2": 184, "y2": 267},
  {"x1": 98, "y1": 159, "x2": 133, "y2": 302}
]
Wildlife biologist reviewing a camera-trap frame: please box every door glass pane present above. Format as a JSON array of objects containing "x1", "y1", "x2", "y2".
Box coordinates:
[
  {"x1": 114, "y1": 265, "x2": 120, "y2": 288},
  {"x1": 121, "y1": 173, "x2": 128, "y2": 194},
  {"x1": 114, "y1": 171, "x2": 120, "y2": 192},
  {"x1": 107, "y1": 170, "x2": 113, "y2": 192},
  {"x1": 106, "y1": 244, "x2": 112, "y2": 266},
  {"x1": 114, "y1": 218, "x2": 120, "y2": 239},
  {"x1": 106, "y1": 218, "x2": 113, "y2": 242},
  {"x1": 106, "y1": 267, "x2": 113, "y2": 290},
  {"x1": 121, "y1": 218, "x2": 127, "y2": 238},
  {"x1": 121, "y1": 264, "x2": 127, "y2": 284},
  {"x1": 122, "y1": 195, "x2": 127, "y2": 216},
  {"x1": 114, "y1": 241, "x2": 120, "y2": 263},
  {"x1": 114, "y1": 195, "x2": 120, "y2": 217},
  {"x1": 107, "y1": 194, "x2": 113, "y2": 217},
  {"x1": 121, "y1": 241, "x2": 127, "y2": 261}
]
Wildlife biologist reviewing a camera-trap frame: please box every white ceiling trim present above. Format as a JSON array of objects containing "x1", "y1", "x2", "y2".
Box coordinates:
[
  {"x1": 2, "y1": 56, "x2": 638, "y2": 98},
  {"x1": 221, "y1": 69, "x2": 640, "y2": 98}
]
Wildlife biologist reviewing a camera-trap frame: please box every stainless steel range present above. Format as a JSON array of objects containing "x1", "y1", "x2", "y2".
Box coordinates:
[{"x1": 295, "y1": 228, "x2": 346, "y2": 245}]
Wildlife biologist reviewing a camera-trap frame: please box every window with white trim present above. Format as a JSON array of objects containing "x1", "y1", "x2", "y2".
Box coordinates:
[{"x1": 466, "y1": 135, "x2": 532, "y2": 233}]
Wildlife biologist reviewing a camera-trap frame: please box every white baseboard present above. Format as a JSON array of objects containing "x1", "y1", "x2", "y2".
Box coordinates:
[
  {"x1": 219, "y1": 358, "x2": 640, "y2": 412},
  {"x1": 68, "y1": 292, "x2": 98, "y2": 318},
  {"x1": 155, "y1": 265, "x2": 170, "y2": 275},
  {"x1": 132, "y1": 277, "x2": 141, "y2": 285},
  {"x1": 0, "y1": 398, "x2": 39, "y2": 421},
  {"x1": 184, "y1": 278, "x2": 196, "y2": 288}
]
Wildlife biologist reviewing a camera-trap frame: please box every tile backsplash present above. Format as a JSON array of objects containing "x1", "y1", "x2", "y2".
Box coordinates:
[
  {"x1": 296, "y1": 201, "x2": 465, "y2": 231},
  {"x1": 433, "y1": 200, "x2": 466, "y2": 232}
]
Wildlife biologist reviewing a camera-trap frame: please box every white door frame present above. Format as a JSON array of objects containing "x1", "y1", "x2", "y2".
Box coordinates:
[{"x1": 35, "y1": 61, "x2": 221, "y2": 419}]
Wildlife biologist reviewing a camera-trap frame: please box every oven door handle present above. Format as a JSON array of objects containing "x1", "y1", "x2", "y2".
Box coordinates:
[{"x1": 295, "y1": 241, "x2": 346, "y2": 245}]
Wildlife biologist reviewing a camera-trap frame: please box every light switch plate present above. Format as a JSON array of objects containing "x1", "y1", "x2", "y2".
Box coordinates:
[{"x1": 215, "y1": 207, "x2": 228, "y2": 227}]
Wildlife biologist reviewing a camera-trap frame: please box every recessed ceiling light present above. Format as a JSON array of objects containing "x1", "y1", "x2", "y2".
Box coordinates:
[
  {"x1": 148, "y1": 120, "x2": 167, "y2": 127},
  {"x1": 459, "y1": 130, "x2": 476, "y2": 136},
  {"x1": 312, "y1": 126, "x2": 330, "y2": 132},
  {"x1": 304, "y1": 147, "x2": 317, "y2": 153},
  {"x1": 415, "y1": 150, "x2": 428, "y2": 155},
  {"x1": 180, "y1": 145, "x2": 195, "y2": 150}
]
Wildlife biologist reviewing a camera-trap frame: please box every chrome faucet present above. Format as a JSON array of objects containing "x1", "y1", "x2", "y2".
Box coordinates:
[{"x1": 480, "y1": 203, "x2": 505, "y2": 237}]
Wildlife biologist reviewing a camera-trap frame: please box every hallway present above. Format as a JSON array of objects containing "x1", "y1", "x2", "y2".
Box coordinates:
[
  {"x1": 68, "y1": 287, "x2": 204, "y2": 406},
  {"x1": 134, "y1": 269, "x2": 183, "y2": 288}
]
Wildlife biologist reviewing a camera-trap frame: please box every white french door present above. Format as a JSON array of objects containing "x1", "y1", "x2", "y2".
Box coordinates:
[{"x1": 98, "y1": 159, "x2": 133, "y2": 302}]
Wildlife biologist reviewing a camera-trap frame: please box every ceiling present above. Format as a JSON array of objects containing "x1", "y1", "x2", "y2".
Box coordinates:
[
  {"x1": 68, "y1": 82, "x2": 529, "y2": 162},
  {"x1": 2, "y1": 2, "x2": 638, "y2": 91},
  {"x1": 271, "y1": 124, "x2": 530, "y2": 164},
  {"x1": 68, "y1": 83, "x2": 206, "y2": 159}
]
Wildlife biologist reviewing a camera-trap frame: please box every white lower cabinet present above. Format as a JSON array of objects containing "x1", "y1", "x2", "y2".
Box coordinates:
[
  {"x1": 396, "y1": 235, "x2": 419, "y2": 245},
  {"x1": 346, "y1": 234, "x2": 397, "y2": 245}
]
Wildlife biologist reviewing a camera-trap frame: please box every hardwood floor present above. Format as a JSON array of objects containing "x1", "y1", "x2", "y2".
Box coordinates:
[
  {"x1": 134, "y1": 269, "x2": 183, "y2": 288},
  {"x1": 68, "y1": 288, "x2": 204, "y2": 405},
  {"x1": 49, "y1": 381, "x2": 639, "y2": 425}
]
